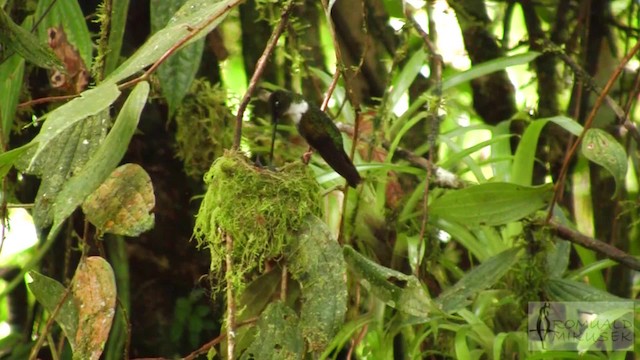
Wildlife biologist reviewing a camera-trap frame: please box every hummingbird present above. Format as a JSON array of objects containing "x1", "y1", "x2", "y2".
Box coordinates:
[{"x1": 268, "y1": 90, "x2": 361, "y2": 188}]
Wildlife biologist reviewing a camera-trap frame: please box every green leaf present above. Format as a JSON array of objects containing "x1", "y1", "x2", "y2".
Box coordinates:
[
  {"x1": 343, "y1": 245, "x2": 441, "y2": 319},
  {"x1": 72, "y1": 257, "x2": 117, "y2": 360},
  {"x1": 0, "y1": 143, "x2": 38, "y2": 179},
  {"x1": 430, "y1": 182, "x2": 553, "y2": 226},
  {"x1": 0, "y1": 51, "x2": 25, "y2": 144},
  {"x1": 20, "y1": 111, "x2": 111, "y2": 229},
  {"x1": 23, "y1": 84, "x2": 121, "y2": 173},
  {"x1": 436, "y1": 247, "x2": 521, "y2": 313},
  {"x1": 105, "y1": 0, "x2": 240, "y2": 85},
  {"x1": 512, "y1": 116, "x2": 582, "y2": 186},
  {"x1": 581, "y1": 128, "x2": 627, "y2": 198},
  {"x1": 240, "y1": 302, "x2": 304, "y2": 360},
  {"x1": 442, "y1": 52, "x2": 541, "y2": 90},
  {"x1": 546, "y1": 240, "x2": 570, "y2": 278},
  {"x1": 83, "y1": 163, "x2": 155, "y2": 236},
  {"x1": 53, "y1": 81, "x2": 149, "y2": 229},
  {"x1": 544, "y1": 277, "x2": 628, "y2": 303},
  {"x1": 150, "y1": 0, "x2": 205, "y2": 116},
  {"x1": 0, "y1": 8, "x2": 62, "y2": 70},
  {"x1": 104, "y1": 0, "x2": 130, "y2": 75},
  {"x1": 388, "y1": 48, "x2": 427, "y2": 108},
  {"x1": 288, "y1": 215, "x2": 347, "y2": 351},
  {"x1": 26, "y1": 271, "x2": 78, "y2": 349}
]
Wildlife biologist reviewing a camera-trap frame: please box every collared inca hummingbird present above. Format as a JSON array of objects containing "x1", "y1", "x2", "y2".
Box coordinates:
[{"x1": 268, "y1": 90, "x2": 361, "y2": 188}]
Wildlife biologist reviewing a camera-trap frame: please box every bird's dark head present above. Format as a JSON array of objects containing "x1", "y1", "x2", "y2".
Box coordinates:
[{"x1": 268, "y1": 90, "x2": 295, "y2": 121}]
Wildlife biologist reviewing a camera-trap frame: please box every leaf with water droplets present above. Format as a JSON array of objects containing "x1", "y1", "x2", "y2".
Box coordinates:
[
  {"x1": 72, "y1": 256, "x2": 117, "y2": 360},
  {"x1": 83, "y1": 163, "x2": 155, "y2": 236},
  {"x1": 581, "y1": 128, "x2": 627, "y2": 198}
]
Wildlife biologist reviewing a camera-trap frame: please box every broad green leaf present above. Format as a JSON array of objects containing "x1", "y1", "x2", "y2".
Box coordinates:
[
  {"x1": 581, "y1": 128, "x2": 627, "y2": 198},
  {"x1": 0, "y1": 8, "x2": 62, "y2": 70},
  {"x1": 23, "y1": 84, "x2": 121, "y2": 173},
  {"x1": 0, "y1": 143, "x2": 37, "y2": 179},
  {"x1": 576, "y1": 308, "x2": 634, "y2": 353},
  {"x1": 439, "y1": 134, "x2": 514, "y2": 168},
  {"x1": 21, "y1": 111, "x2": 111, "y2": 229},
  {"x1": 240, "y1": 302, "x2": 304, "y2": 360},
  {"x1": 343, "y1": 245, "x2": 441, "y2": 319},
  {"x1": 104, "y1": 0, "x2": 130, "y2": 75},
  {"x1": 436, "y1": 247, "x2": 521, "y2": 313},
  {"x1": 26, "y1": 271, "x2": 78, "y2": 349},
  {"x1": 105, "y1": 0, "x2": 241, "y2": 84},
  {"x1": 544, "y1": 277, "x2": 627, "y2": 303},
  {"x1": 72, "y1": 257, "x2": 117, "y2": 360},
  {"x1": 0, "y1": 52, "x2": 24, "y2": 143},
  {"x1": 53, "y1": 82, "x2": 149, "y2": 229},
  {"x1": 512, "y1": 116, "x2": 582, "y2": 186},
  {"x1": 430, "y1": 182, "x2": 553, "y2": 226},
  {"x1": 442, "y1": 52, "x2": 541, "y2": 90},
  {"x1": 83, "y1": 163, "x2": 155, "y2": 236},
  {"x1": 151, "y1": 0, "x2": 205, "y2": 116},
  {"x1": 288, "y1": 215, "x2": 347, "y2": 351},
  {"x1": 546, "y1": 240, "x2": 570, "y2": 278}
]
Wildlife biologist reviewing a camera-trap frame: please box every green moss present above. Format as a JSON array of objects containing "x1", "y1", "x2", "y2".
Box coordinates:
[
  {"x1": 174, "y1": 80, "x2": 234, "y2": 179},
  {"x1": 193, "y1": 151, "x2": 322, "y2": 292}
]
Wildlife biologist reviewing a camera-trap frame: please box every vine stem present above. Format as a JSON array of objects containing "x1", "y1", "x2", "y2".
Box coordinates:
[
  {"x1": 546, "y1": 40, "x2": 640, "y2": 223},
  {"x1": 232, "y1": 1, "x2": 296, "y2": 150}
]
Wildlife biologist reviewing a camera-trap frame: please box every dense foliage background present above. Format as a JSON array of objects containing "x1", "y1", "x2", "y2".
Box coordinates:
[{"x1": 0, "y1": 0, "x2": 639, "y2": 359}]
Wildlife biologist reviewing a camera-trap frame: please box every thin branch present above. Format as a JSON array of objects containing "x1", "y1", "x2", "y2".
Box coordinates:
[
  {"x1": 547, "y1": 221, "x2": 640, "y2": 271},
  {"x1": 232, "y1": 1, "x2": 296, "y2": 150},
  {"x1": 547, "y1": 40, "x2": 640, "y2": 222},
  {"x1": 225, "y1": 233, "x2": 236, "y2": 359}
]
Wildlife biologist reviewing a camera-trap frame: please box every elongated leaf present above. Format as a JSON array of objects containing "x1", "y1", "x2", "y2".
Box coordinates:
[
  {"x1": 23, "y1": 84, "x2": 121, "y2": 173},
  {"x1": 430, "y1": 182, "x2": 553, "y2": 226},
  {"x1": 288, "y1": 215, "x2": 347, "y2": 351},
  {"x1": 436, "y1": 247, "x2": 521, "y2": 313},
  {"x1": 72, "y1": 257, "x2": 117, "y2": 360},
  {"x1": 0, "y1": 52, "x2": 24, "y2": 143},
  {"x1": 388, "y1": 48, "x2": 427, "y2": 108},
  {"x1": 581, "y1": 128, "x2": 627, "y2": 198},
  {"x1": 442, "y1": 52, "x2": 541, "y2": 90},
  {"x1": 0, "y1": 143, "x2": 37, "y2": 179},
  {"x1": 512, "y1": 116, "x2": 582, "y2": 186},
  {"x1": 544, "y1": 277, "x2": 627, "y2": 303},
  {"x1": 104, "y1": 0, "x2": 130, "y2": 75},
  {"x1": 344, "y1": 245, "x2": 440, "y2": 319},
  {"x1": 240, "y1": 302, "x2": 304, "y2": 360},
  {"x1": 0, "y1": 8, "x2": 62, "y2": 70},
  {"x1": 53, "y1": 82, "x2": 149, "y2": 229},
  {"x1": 105, "y1": 0, "x2": 241, "y2": 85},
  {"x1": 151, "y1": 0, "x2": 205, "y2": 116},
  {"x1": 26, "y1": 271, "x2": 78, "y2": 349}
]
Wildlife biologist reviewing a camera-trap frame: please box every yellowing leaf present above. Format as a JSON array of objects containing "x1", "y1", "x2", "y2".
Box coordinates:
[
  {"x1": 581, "y1": 128, "x2": 627, "y2": 198},
  {"x1": 83, "y1": 163, "x2": 155, "y2": 236}
]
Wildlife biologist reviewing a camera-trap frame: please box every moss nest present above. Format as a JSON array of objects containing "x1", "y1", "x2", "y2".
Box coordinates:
[{"x1": 193, "y1": 150, "x2": 322, "y2": 292}]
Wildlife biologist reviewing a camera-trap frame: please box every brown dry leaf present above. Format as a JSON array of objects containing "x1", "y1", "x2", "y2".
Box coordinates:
[
  {"x1": 82, "y1": 163, "x2": 155, "y2": 237},
  {"x1": 72, "y1": 257, "x2": 116, "y2": 360},
  {"x1": 47, "y1": 26, "x2": 89, "y2": 94}
]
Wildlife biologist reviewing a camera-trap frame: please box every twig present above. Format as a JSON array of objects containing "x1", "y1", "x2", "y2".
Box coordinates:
[
  {"x1": 280, "y1": 264, "x2": 288, "y2": 301},
  {"x1": 546, "y1": 40, "x2": 640, "y2": 222},
  {"x1": 321, "y1": 69, "x2": 341, "y2": 111},
  {"x1": 28, "y1": 284, "x2": 73, "y2": 360},
  {"x1": 546, "y1": 221, "x2": 640, "y2": 271},
  {"x1": 225, "y1": 233, "x2": 236, "y2": 359},
  {"x1": 182, "y1": 334, "x2": 224, "y2": 360},
  {"x1": 406, "y1": 5, "x2": 444, "y2": 255},
  {"x1": 550, "y1": 43, "x2": 640, "y2": 143},
  {"x1": 18, "y1": 94, "x2": 79, "y2": 109},
  {"x1": 232, "y1": 1, "x2": 296, "y2": 150}
]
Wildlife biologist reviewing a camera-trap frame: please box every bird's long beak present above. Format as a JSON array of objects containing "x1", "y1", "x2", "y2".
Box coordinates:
[{"x1": 269, "y1": 110, "x2": 278, "y2": 166}]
